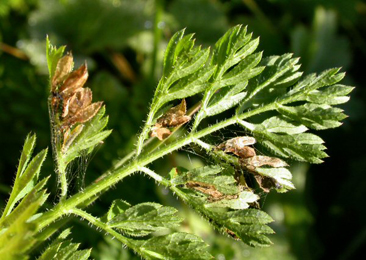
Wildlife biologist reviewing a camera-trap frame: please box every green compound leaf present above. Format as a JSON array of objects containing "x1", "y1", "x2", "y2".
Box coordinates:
[
  {"x1": 17, "y1": 133, "x2": 37, "y2": 178},
  {"x1": 63, "y1": 106, "x2": 112, "y2": 165},
  {"x1": 1, "y1": 134, "x2": 48, "y2": 218},
  {"x1": 0, "y1": 178, "x2": 49, "y2": 259},
  {"x1": 156, "y1": 31, "x2": 212, "y2": 108},
  {"x1": 240, "y1": 119, "x2": 327, "y2": 164},
  {"x1": 169, "y1": 166, "x2": 274, "y2": 247},
  {"x1": 277, "y1": 103, "x2": 347, "y2": 130},
  {"x1": 46, "y1": 36, "x2": 66, "y2": 80},
  {"x1": 305, "y1": 84, "x2": 354, "y2": 105},
  {"x1": 260, "y1": 116, "x2": 308, "y2": 135},
  {"x1": 238, "y1": 54, "x2": 302, "y2": 112},
  {"x1": 38, "y1": 228, "x2": 91, "y2": 260},
  {"x1": 131, "y1": 232, "x2": 213, "y2": 260},
  {"x1": 103, "y1": 199, "x2": 131, "y2": 222},
  {"x1": 108, "y1": 202, "x2": 183, "y2": 237},
  {"x1": 192, "y1": 25, "x2": 264, "y2": 129}
]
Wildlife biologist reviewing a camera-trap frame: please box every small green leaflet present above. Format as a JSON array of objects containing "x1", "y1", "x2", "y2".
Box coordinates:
[
  {"x1": 63, "y1": 106, "x2": 112, "y2": 165},
  {"x1": 0, "y1": 178, "x2": 49, "y2": 259},
  {"x1": 131, "y1": 233, "x2": 213, "y2": 260},
  {"x1": 240, "y1": 118, "x2": 327, "y2": 164},
  {"x1": 193, "y1": 25, "x2": 264, "y2": 129},
  {"x1": 108, "y1": 202, "x2": 183, "y2": 237},
  {"x1": 1, "y1": 133, "x2": 47, "y2": 218},
  {"x1": 46, "y1": 36, "x2": 66, "y2": 80},
  {"x1": 38, "y1": 229, "x2": 91, "y2": 260},
  {"x1": 277, "y1": 103, "x2": 347, "y2": 130}
]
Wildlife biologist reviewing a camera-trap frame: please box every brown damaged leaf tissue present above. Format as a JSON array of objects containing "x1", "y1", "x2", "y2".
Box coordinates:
[
  {"x1": 219, "y1": 136, "x2": 288, "y2": 192},
  {"x1": 51, "y1": 53, "x2": 102, "y2": 151},
  {"x1": 151, "y1": 99, "x2": 191, "y2": 140}
]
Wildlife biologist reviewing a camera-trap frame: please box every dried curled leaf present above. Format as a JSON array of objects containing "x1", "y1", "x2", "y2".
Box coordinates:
[
  {"x1": 242, "y1": 155, "x2": 288, "y2": 168},
  {"x1": 66, "y1": 102, "x2": 103, "y2": 127},
  {"x1": 62, "y1": 88, "x2": 93, "y2": 118},
  {"x1": 151, "y1": 99, "x2": 191, "y2": 140},
  {"x1": 157, "y1": 99, "x2": 191, "y2": 127},
  {"x1": 59, "y1": 63, "x2": 88, "y2": 97},
  {"x1": 253, "y1": 175, "x2": 278, "y2": 193},
  {"x1": 186, "y1": 181, "x2": 223, "y2": 199},
  {"x1": 50, "y1": 54, "x2": 104, "y2": 153},
  {"x1": 52, "y1": 53, "x2": 74, "y2": 91},
  {"x1": 218, "y1": 136, "x2": 256, "y2": 158},
  {"x1": 241, "y1": 156, "x2": 291, "y2": 193},
  {"x1": 150, "y1": 126, "x2": 171, "y2": 140}
]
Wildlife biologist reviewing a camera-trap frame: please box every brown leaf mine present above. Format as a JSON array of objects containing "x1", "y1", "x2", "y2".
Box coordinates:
[{"x1": 186, "y1": 181, "x2": 223, "y2": 198}]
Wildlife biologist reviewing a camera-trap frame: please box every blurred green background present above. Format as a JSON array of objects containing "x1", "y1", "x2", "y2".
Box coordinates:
[{"x1": 0, "y1": 0, "x2": 365, "y2": 259}]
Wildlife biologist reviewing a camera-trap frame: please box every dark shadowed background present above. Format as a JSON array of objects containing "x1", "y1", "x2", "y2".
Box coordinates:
[{"x1": 0, "y1": 0, "x2": 365, "y2": 259}]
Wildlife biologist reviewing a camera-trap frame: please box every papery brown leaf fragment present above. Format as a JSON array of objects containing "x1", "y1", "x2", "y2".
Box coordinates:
[
  {"x1": 62, "y1": 124, "x2": 84, "y2": 152},
  {"x1": 65, "y1": 102, "x2": 103, "y2": 127},
  {"x1": 52, "y1": 53, "x2": 74, "y2": 91},
  {"x1": 240, "y1": 155, "x2": 288, "y2": 193},
  {"x1": 157, "y1": 99, "x2": 191, "y2": 127},
  {"x1": 253, "y1": 174, "x2": 278, "y2": 193},
  {"x1": 208, "y1": 194, "x2": 238, "y2": 202},
  {"x1": 62, "y1": 88, "x2": 93, "y2": 118},
  {"x1": 150, "y1": 126, "x2": 171, "y2": 140},
  {"x1": 150, "y1": 99, "x2": 191, "y2": 140},
  {"x1": 186, "y1": 181, "x2": 223, "y2": 199},
  {"x1": 242, "y1": 156, "x2": 288, "y2": 168},
  {"x1": 218, "y1": 136, "x2": 256, "y2": 158},
  {"x1": 59, "y1": 63, "x2": 88, "y2": 96}
]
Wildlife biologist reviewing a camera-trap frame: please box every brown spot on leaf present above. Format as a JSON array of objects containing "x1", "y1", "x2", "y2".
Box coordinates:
[{"x1": 226, "y1": 229, "x2": 239, "y2": 240}]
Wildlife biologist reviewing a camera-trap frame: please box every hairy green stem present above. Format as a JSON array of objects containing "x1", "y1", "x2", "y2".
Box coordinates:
[
  {"x1": 136, "y1": 0, "x2": 165, "y2": 157},
  {"x1": 139, "y1": 166, "x2": 170, "y2": 186},
  {"x1": 70, "y1": 208, "x2": 140, "y2": 254}
]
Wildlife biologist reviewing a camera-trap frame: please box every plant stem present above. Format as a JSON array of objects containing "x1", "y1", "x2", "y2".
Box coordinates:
[
  {"x1": 135, "y1": 0, "x2": 165, "y2": 157},
  {"x1": 138, "y1": 166, "x2": 170, "y2": 186},
  {"x1": 70, "y1": 208, "x2": 141, "y2": 254}
]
